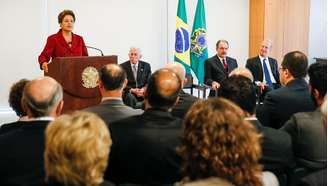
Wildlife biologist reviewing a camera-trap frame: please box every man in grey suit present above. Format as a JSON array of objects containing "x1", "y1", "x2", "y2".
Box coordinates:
[
  {"x1": 85, "y1": 64, "x2": 143, "y2": 124},
  {"x1": 281, "y1": 61, "x2": 327, "y2": 169},
  {"x1": 205, "y1": 40, "x2": 238, "y2": 96}
]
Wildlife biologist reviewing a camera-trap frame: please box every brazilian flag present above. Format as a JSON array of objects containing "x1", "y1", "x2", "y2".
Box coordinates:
[
  {"x1": 174, "y1": 0, "x2": 191, "y2": 74},
  {"x1": 190, "y1": 0, "x2": 208, "y2": 84}
]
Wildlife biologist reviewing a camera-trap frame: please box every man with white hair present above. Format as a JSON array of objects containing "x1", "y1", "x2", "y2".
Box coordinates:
[
  {"x1": 246, "y1": 40, "x2": 280, "y2": 101},
  {"x1": 0, "y1": 76, "x2": 64, "y2": 185},
  {"x1": 165, "y1": 62, "x2": 198, "y2": 119},
  {"x1": 120, "y1": 47, "x2": 151, "y2": 108}
]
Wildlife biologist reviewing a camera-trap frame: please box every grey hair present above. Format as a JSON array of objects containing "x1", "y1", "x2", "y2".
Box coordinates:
[
  {"x1": 129, "y1": 47, "x2": 142, "y2": 57},
  {"x1": 229, "y1": 67, "x2": 254, "y2": 82},
  {"x1": 24, "y1": 83, "x2": 63, "y2": 117},
  {"x1": 262, "y1": 39, "x2": 273, "y2": 49}
]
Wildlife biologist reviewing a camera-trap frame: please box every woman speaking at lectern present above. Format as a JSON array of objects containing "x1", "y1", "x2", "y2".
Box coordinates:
[{"x1": 38, "y1": 10, "x2": 88, "y2": 72}]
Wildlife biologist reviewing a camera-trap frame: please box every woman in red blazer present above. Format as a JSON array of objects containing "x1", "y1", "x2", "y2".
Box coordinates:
[{"x1": 38, "y1": 10, "x2": 88, "y2": 72}]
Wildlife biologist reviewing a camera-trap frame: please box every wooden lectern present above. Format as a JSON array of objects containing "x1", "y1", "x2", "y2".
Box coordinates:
[{"x1": 45, "y1": 56, "x2": 117, "y2": 113}]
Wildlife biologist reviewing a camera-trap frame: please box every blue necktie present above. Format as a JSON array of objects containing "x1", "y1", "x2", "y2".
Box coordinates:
[{"x1": 262, "y1": 59, "x2": 273, "y2": 88}]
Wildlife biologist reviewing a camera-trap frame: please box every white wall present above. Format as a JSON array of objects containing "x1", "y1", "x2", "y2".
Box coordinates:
[
  {"x1": 0, "y1": 0, "x2": 250, "y2": 123},
  {"x1": 308, "y1": 0, "x2": 327, "y2": 64}
]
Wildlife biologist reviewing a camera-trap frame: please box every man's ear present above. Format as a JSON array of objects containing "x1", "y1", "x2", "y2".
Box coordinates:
[
  {"x1": 21, "y1": 98, "x2": 32, "y2": 118},
  {"x1": 313, "y1": 88, "x2": 321, "y2": 100},
  {"x1": 55, "y1": 100, "x2": 64, "y2": 117}
]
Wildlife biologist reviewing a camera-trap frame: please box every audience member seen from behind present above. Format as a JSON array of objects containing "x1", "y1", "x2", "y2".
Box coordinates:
[
  {"x1": 229, "y1": 67, "x2": 254, "y2": 81},
  {"x1": 44, "y1": 111, "x2": 114, "y2": 186},
  {"x1": 0, "y1": 79, "x2": 30, "y2": 134},
  {"x1": 281, "y1": 61, "x2": 327, "y2": 170},
  {"x1": 219, "y1": 75, "x2": 294, "y2": 179},
  {"x1": 298, "y1": 96, "x2": 327, "y2": 186},
  {"x1": 84, "y1": 64, "x2": 143, "y2": 124},
  {"x1": 165, "y1": 62, "x2": 198, "y2": 119},
  {"x1": 106, "y1": 69, "x2": 183, "y2": 185},
  {"x1": 256, "y1": 51, "x2": 315, "y2": 129},
  {"x1": 0, "y1": 77, "x2": 64, "y2": 185},
  {"x1": 177, "y1": 98, "x2": 263, "y2": 186}
]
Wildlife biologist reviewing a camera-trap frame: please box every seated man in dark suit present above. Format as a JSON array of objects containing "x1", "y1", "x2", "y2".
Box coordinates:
[
  {"x1": 84, "y1": 64, "x2": 143, "y2": 124},
  {"x1": 165, "y1": 62, "x2": 198, "y2": 119},
  {"x1": 0, "y1": 76, "x2": 64, "y2": 185},
  {"x1": 120, "y1": 47, "x2": 151, "y2": 108},
  {"x1": 281, "y1": 61, "x2": 327, "y2": 170},
  {"x1": 0, "y1": 79, "x2": 30, "y2": 135},
  {"x1": 246, "y1": 40, "x2": 280, "y2": 102},
  {"x1": 105, "y1": 69, "x2": 183, "y2": 185},
  {"x1": 205, "y1": 40, "x2": 238, "y2": 97},
  {"x1": 256, "y1": 51, "x2": 316, "y2": 129},
  {"x1": 218, "y1": 75, "x2": 294, "y2": 176}
]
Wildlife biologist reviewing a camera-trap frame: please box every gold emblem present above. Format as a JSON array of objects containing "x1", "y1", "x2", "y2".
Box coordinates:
[{"x1": 82, "y1": 66, "x2": 99, "y2": 88}]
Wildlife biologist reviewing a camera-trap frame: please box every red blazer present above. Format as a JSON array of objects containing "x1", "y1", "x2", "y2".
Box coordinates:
[{"x1": 38, "y1": 30, "x2": 88, "y2": 67}]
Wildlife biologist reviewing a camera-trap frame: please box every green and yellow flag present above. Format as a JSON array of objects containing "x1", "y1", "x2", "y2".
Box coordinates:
[
  {"x1": 174, "y1": 0, "x2": 191, "y2": 74},
  {"x1": 190, "y1": 0, "x2": 208, "y2": 84}
]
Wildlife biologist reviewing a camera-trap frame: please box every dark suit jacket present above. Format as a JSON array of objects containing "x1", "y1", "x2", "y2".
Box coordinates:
[
  {"x1": 105, "y1": 108, "x2": 182, "y2": 185},
  {"x1": 120, "y1": 60, "x2": 152, "y2": 89},
  {"x1": 256, "y1": 78, "x2": 316, "y2": 129},
  {"x1": 84, "y1": 99, "x2": 143, "y2": 125},
  {"x1": 171, "y1": 90, "x2": 198, "y2": 119},
  {"x1": 205, "y1": 55, "x2": 238, "y2": 96},
  {"x1": 248, "y1": 119, "x2": 295, "y2": 173},
  {"x1": 0, "y1": 120, "x2": 50, "y2": 185},
  {"x1": 281, "y1": 109, "x2": 326, "y2": 169},
  {"x1": 246, "y1": 56, "x2": 280, "y2": 85},
  {"x1": 298, "y1": 168, "x2": 327, "y2": 186},
  {"x1": 0, "y1": 120, "x2": 27, "y2": 135}
]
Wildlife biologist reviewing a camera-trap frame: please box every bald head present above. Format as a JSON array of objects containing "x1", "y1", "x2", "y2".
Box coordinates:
[
  {"x1": 145, "y1": 69, "x2": 181, "y2": 110},
  {"x1": 99, "y1": 64, "x2": 127, "y2": 91},
  {"x1": 23, "y1": 76, "x2": 63, "y2": 118},
  {"x1": 229, "y1": 67, "x2": 254, "y2": 82},
  {"x1": 165, "y1": 62, "x2": 186, "y2": 86}
]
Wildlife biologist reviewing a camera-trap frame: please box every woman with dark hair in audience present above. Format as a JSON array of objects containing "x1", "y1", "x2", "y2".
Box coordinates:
[
  {"x1": 44, "y1": 111, "x2": 115, "y2": 186},
  {"x1": 0, "y1": 79, "x2": 30, "y2": 134},
  {"x1": 177, "y1": 98, "x2": 264, "y2": 186},
  {"x1": 38, "y1": 9, "x2": 88, "y2": 72}
]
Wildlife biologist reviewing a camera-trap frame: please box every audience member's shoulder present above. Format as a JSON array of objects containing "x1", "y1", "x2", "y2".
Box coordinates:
[
  {"x1": 100, "y1": 180, "x2": 116, "y2": 186},
  {"x1": 290, "y1": 109, "x2": 322, "y2": 126},
  {"x1": 0, "y1": 120, "x2": 27, "y2": 135}
]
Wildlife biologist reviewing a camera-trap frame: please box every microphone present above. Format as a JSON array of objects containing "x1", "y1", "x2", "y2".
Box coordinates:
[{"x1": 85, "y1": 45, "x2": 104, "y2": 56}]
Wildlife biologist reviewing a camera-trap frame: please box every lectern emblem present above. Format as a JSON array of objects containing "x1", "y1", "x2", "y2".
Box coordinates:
[{"x1": 82, "y1": 66, "x2": 99, "y2": 89}]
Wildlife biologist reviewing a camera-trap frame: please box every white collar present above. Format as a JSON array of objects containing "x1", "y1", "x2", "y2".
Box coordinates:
[
  {"x1": 259, "y1": 55, "x2": 269, "y2": 62},
  {"x1": 29, "y1": 116, "x2": 54, "y2": 121},
  {"x1": 101, "y1": 97, "x2": 122, "y2": 102}
]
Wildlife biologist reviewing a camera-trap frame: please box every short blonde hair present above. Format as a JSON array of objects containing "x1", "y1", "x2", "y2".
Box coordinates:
[{"x1": 45, "y1": 111, "x2": 112, "y2": 186}]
